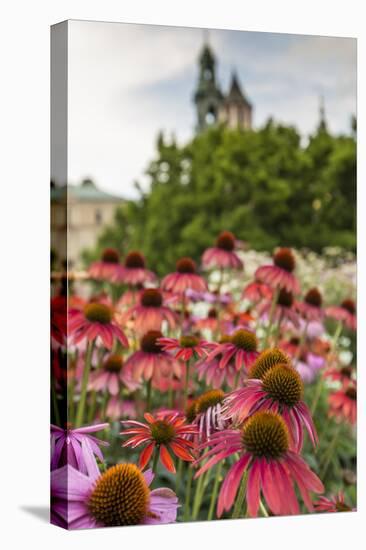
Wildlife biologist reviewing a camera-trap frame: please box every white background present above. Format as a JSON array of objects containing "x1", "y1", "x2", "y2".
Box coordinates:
[{"x1": 0, "y1": 1, "x2": 364, "y2": 549}]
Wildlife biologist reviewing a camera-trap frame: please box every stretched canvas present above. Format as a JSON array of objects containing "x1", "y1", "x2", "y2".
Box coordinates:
[{"x1": 50, "y1": 20, "x2": 357, "y2": 529}]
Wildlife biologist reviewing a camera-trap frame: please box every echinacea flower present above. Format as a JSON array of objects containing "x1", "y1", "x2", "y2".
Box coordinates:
[
  {"x1": 296, "y1": 287, "x2": 324, "y2": 321},
  {"x1": 204, "y1": 329, "x2": 259, "y2": 373},
  {"x1": 202, "y1": 231, "x2": 243, "y2": 270},
  {"x1": 224, "y1": 363, "x2": 318, "y2": 451},
  {"x1": 158, "y1": 335, "x2": 212, "y2": 362},
  {"x1": 326, "y1": 299, "x2": 357, "y2": 331},
  {"x1": 259, "y1": 288, "x2": 300, "y2": 328},
  {"x1": 123, "y1": 330, "x2": 183, "y2": 385},
  {"x1": 324, "y1": 364, "x2": 355, "y2": 387},
  {"x1": 123, "y1": 288, "x2": 177, "y2": 335},
  {"x1": 195, "y1": 411, "x2": 324, "y2": 517},
  {"x1": 120, "y1": 412, "x2": 197, "y2": 473},
  {"x1": 255, "y1": 247, "x2": 300, "y2": 294},
  {"x1": 51, "y1": 445, "x2": 178, "y2": 528},
  {"x1": 242, "y1": 280, "x2": 272, "y2": 303},
  {"x1": 161, "y1": 257, "x2": 207, "y2": 294},
  {"x1": 192, "y1": 389, "x2": 227, "y2": 442},
  {"x1": 51, "y1": 423, "x2": 109, "y2": 473},
  {"x1": 113, "y1": 251, "x2": 156, "y2": 285},
  {"x1": 106, "y1": 396, "x2": 137, "y2": 421},
  {"x1": 329, "y1": 384, "x2": 357, "y2": 425},
  {"x1": 88, "y1": 248, "x2": 121, "y2": 281},
  {"x1": 295, "y1": 351, "x2": 325, "y2": 384},
  {"x1": 248, "y1": 348, "x2": 291, "y2": 380},
  {"x1": 314, "y1": 491, "x2": 354, "y2": 513},
  {"x1": 194, "y1": 308, "x2": 220, "y2": 333},
  {"x1": 68, "y1": 302, "x2": 128, "y2": 349},
  {"x1": 196, "y1": 335, "x2": 246, "y2": 389},
  {"x1": 88, "y1": 354, "x2": 139, "y2": 396}
]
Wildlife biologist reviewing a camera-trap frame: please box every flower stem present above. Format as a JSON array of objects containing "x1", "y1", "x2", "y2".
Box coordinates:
[
  {"x1": 259, "y1": 499, "x2": 269, "y2": 517},
  {"x1": 175, "y1": 458, "x2": 183, "y2": 493},
  {"x1": 191, "y1": 470, "x2": 206, "y2": 520},
  {"x1": 207, "y1": 461, "x2": 223, "y2": 520},
  {"x1": 183, "y1": 360, "x2": 191, "y2": 410},
  {"x1": 75, "y1": 340, "x2": 94, "y2": 427},
  {"x1": 183, "y1": 465, "x2": 194, "y2": 521},
  {"x1": 152, "y1": 446, "x2": 159, "y2": 475},
  {"x1": 232, "y1": 471, "x2": 248, "y2": 518},
  {"x1": 146, "y1": 378, "x2": 152, "y2": 411},
  {"x1": 320, "y1": 423, "x2": 342, "y2": 479},
  {"x1": 310, "y1": 373, "x2": 323, "y2": 416}
]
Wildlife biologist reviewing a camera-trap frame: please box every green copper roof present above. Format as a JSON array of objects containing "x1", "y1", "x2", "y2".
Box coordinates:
[{"x1": 51, "y1": 179, "x2": 123, "y2": 202}]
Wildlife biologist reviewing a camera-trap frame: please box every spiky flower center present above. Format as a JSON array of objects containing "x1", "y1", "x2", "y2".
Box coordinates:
[
  {"x1": 242, "y1": 411, "x2": 289, "y2": 459},
  {"x1": 125, "y1": 251, "x2": 145, "y2": 269},
  {"x1": 150, "y1": 420, "x2": 176, "y2": 444},
  {"x1": 101, "y1": 248, "x2": 120, "y2": 264},
  {"x1": 195, "y1": 389, "x2": 225, "y2": 414},
  {"x1": 104, "y1": 354, "x2": 123, "y2": 373},
  {"x1": 208, "y1": 308, "x2": 218, "y2": 319},
  {"x1": 249, "y1": 348, "x2": 290, "y2": 380},
  {"x1": 341, "y1": 299, "x2": 356, "y2": 315},
  {"x1": 179, "y1": 335, "x2": 199, "y2": 348},
  {"x1": 305, "y1": 287, "x2": 323, "y2": 307},
  {"x1": 84, "y1": 303, "x2": 113, "y2": 324},
  {"x1": 345, "y1": 387, "x2": 357, "y2": 401},
  {"x1": 216, "y1": 231, "x2": 235, "y2": 251},
  {"x1": 186, "y1": 400, "x2": 197, "y2": 423},
  {"x1": 340, "y1": 366, "x2": 353, "y2": 379},
  {"x1": 262, "y1": 364, "x2": 303, "y2": 407},
  {"x1": 140, "y1": 330, "x2": 163, "y2": 354},
  {"x1": 231, "y1": 329, "x2": 257, "y2": 352},
  {"x1": 277, "y1": 289, "x2": 294, "y2": 308},
  {"x1": 273, "y1": 248, "x2": 295, "y2": 272},
  {"x1": 141, "y1": 288, "x2": 163, "y2": 308},
  {"x1": 176, "y1": 257, "x2": 196, "y2": 274},
  {"x1": 88, "y1": 464, "x2": 149, "y2": 526}
]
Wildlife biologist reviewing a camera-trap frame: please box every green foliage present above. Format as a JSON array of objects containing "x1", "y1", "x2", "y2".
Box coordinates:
[{"x1": 86, "y1": 120, "x2": 356, "y2": 275}]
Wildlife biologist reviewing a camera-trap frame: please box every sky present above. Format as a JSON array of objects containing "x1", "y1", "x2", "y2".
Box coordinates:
[{"x1": 66, "y1": 20, "x2": 356, "y2": 199}]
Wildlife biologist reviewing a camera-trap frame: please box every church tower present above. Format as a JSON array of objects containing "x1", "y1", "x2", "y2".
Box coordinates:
[
  {"x1": 193, "y1": 43, "x2": 223, "y2": 132},
  {"x1": 218, "y1": 72, "x2": 252, "y2": 130}
]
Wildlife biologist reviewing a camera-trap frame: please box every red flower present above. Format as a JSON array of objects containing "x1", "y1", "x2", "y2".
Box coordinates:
[
  {"x1": 112, "y1": 251, "x2": 156, "y2": 285},
  {"x1": 88, "y1": 248, "x2": 121, "y2": 281},
  {"x1": 68, "y1": 302, "x2": 128, "y2": 350},
  {"x1": 120, "y1": 412, "x2": 197, "y2": 473},
  {"x1": 202, "y1": 231, "x2": 243, "y2": 270},
  {"x1": 255, "y1": 248, "x2": 300, "y2": 294},
  {"x1": 314, "y1": 492, "x2": 354, "y2": 513},
  {"x1": 158, "y1": 335, "x2": 212, "y2": 362},
  {"x1": 295, "y1": 287, "x2": 324, "y2": 321},
  {"x1": 122, "y1": 288, "x2": 177, "y2": 335},
  {"x1": 326, "y1": 299, "x2": 356, "y2": 331},
  {"x1": 161, "y1": 257, "x2": 207, "y2": 294},
  {"x1": 329, "y1": 384, "x2": 357, "y2": 425},
  {"x1": 204, "y1": 329, "x2": 259, "y2": 372}
]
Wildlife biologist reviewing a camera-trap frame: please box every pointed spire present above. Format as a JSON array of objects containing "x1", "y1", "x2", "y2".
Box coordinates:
[{"x1": 318, "y1": 95, "x2": 327, "y2": 132}]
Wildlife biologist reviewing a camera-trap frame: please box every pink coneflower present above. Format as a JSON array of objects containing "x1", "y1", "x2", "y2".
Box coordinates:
[
  {"x1": 326, "y1": 299, "x2": 357, "y2": 331},
  {"x1": 50, "y1": 423, "x2": 109, "y2": 473},
  {"x1": 121, "y1": 412, "x2": 197, "y2": 473},
  {"x1": 329, "y1": 384, "x2": 357, "y2": 425},
  {"x1": 259, "y1": 288, "x2": 300, "y2": 328},
  {"x1": 158, "y1": 335, "x2": 212, "y2": 362},
  {"x1": 195, "y1": 411, "x2": 324, "y2": 517},
  {"x1": 202, "y1": 231, "x2": 243, "y2": 270},
  {"x1": 123, "y1": 330, "x2": 183, "y2": 385},
  {"x1": 194, "y1": 308, "x2": 220, "y2": 333},
  {"x1": 323, "y1": 364, "x2": 355, "y2": 387},
  {"x1": 123, "y1": 288, "x2": 177, "y2": 335},
  {"x1": 224, "y1": 363, "x2": 318, "y2": 451},
  {"x1": 113, "y1": 251, "x2": 156, "y2": 285},
  {"x1": 314, "y1": 492, "x2": 354, "y2": 513},
  {"x1": 88, "y1": 248, "x2": 121, "y2": 281},
  {"x1": 51, "y1": 451, "x2": 178, "y2": 528},
  {"x1": 161, "y1": 257, "x2": 207, "y2": 294},
  {"x1": 295, "y1": 351, "x2": 325, "y2": 384},
  {"x1": 242, "y1": 280, "x2": 272, "y2": 303},
  {"x1": 196, "y1": 335, "x2": 245, "y2": 389},
  {"x1": 204, "y1": 329, "x2": 259, "y2": 373},
  {"x1": 255, "y1": 247, "x2": 300, "y2": 294},
  {"x1": 296, "y1": 287, "x2": 324, "y2": 321},
  {"x1": 88, "y1": 354, "x2": 139, "y2": 396},
  {"x1": 68, "y1": 302, "x2": 128, "y2": 349},
  {"x1": 106, "y1": 396, "x2": 137, "y2": 421},
  {"x1": 192, "y1": 389, "x2": 227, "y2": 442}
]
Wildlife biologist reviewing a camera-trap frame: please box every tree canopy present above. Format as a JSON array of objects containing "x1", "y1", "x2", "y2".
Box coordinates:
[{"x1": 85, "y1": 120, "x2": 356, "y2": 275}]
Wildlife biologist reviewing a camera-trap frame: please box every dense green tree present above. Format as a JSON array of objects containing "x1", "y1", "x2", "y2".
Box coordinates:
[{"x1": 84, "y1": 120, "x2": 356, "y2": 275}]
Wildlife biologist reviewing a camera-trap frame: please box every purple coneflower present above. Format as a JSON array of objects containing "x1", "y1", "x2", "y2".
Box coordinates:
[
  {"x1": 202, "y1": 231, "x2": 243, "y2": 270},
  {"x1": 255, "y1": 247, "x2": 300, "y2": 294},
  {"x1": 161, "y1": 257, "x2": 207, "y2": 294}
]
